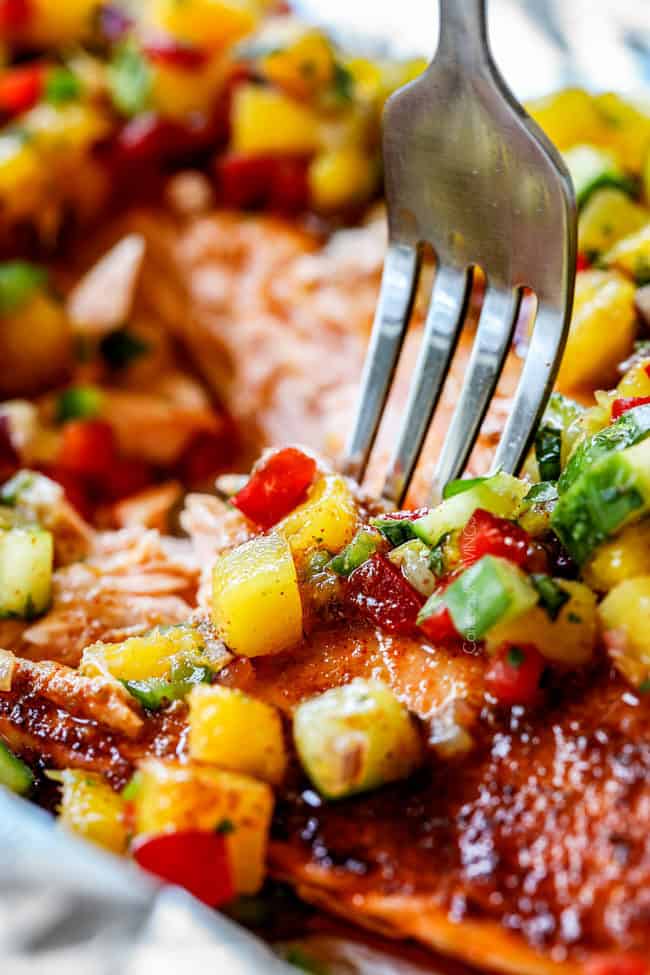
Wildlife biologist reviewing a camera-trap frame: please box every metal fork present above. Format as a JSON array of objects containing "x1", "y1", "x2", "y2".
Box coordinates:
[{"x1": 343, "y1": 0, "x2": 577, "y2": 507}]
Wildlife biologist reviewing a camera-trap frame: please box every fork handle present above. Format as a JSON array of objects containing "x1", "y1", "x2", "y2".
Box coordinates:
[{"x1": 437, "y1": 0, "x2": 489, "y2": 64}]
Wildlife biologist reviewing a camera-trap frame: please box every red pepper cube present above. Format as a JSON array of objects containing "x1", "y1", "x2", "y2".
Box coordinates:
[
  {"x1": 576, "y1": 252, "x2": 591, "y2": 272},
  {"x1": 57, "y1": 419, "x2": 118, "y2": 480},
  {"x1": 347, "y1": 553, "x2": 424, "y2": 635},
  {"x1": 459, "y1": 508, "x2": 530, "y2": 569},
  {"x1": 585, "y1": 955, "x2": 648, "y2": 975},
  {"x1": 416, "y1": 575, "x2": 460, "y2": 644},
  {"x1": 132, "y1": 830, "x2": 234, "y2": 907},
  {"x1": 484, "y1": 643, "x2": 545, "y2": 707},
  {"x1": 231, "y1": 447, "x2": 317, "y2": 529},
  {"x1": 0, "y1": 64, "x2": 45, "y2": 116},
  {"x1": 611, "y1": 396, "x2": 650, "y2": 421},
  {"x1": 142, "y1": 36, "x2": 208, "y2": 70},
  {"x1": 0, "y1": 0, "x2": 32, "y2": 31}
]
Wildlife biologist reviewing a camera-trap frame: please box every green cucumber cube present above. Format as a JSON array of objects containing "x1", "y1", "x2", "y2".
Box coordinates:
[
  {"x1": 443, "y1": 555, "x2": 538, "y2": 639},
  {"x1": 0, "y1": 527, "x2": 53, "y2": 619},
  {"x1": 412, "y1": 473, "x2": 527, "y2": 546}
]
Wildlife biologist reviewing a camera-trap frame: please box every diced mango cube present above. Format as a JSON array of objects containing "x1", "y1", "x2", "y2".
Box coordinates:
[
  {"x1": 143, "y1": 0, "x2": 260, "y2": 49},
  {"x1": 80, "y1": 623, "x2": 219, "y2": 682},
  {"x1": 188, "y1": 685, "x2": 286, "y2": 785},
  {"x1": 231, "y1": 84, "x2": 321, "y2": 155},
  {"x1": 211, "y1": 532, "x2": 303, "y2": 656},
  {"x1": 135, "y1": 759, "x2": 273, "y2": 894},
  {"x1": 485, "y1": 580, "x2": 597, "y2": 666},
  {"x1": 309, "y1": 147, "x2": 376, "y2": 211},
  {"x1": 584, "y1": 520, "x2": 650, "y2": 592},
  {"x1": 592, "y1": 93, "x2": 650, "y2": 172},
  {"x1": 578, "y1": 188, "x2": 649, "y2": 256},
  {"x1": 24, "y1": 0, "x2": 103, "y2": 46},
  {"x1": 526, "y1": 89, "x2": 604, "y2": 152},
  {"x1": 557, "y1": 270, "x2": 637, "y2": 392},
  {"x1": 602, "y1": 222, "x2": 650, "y2": 284},
  {"x1": 277, "y1": 473, "x2": 358, "y2": 558},
  {"x1": 150, "y1": 58, "x2": 225, "y2": 119},
  {"x1": 57, "y1": 770, "x2": 128, "y2": 854},
  {"x1": 617, "y1": 357, "x2": 650, "y2": 398},
  {"x1": 261, "y1": 30, "x2": 335, "y2": 100},
  {"x1": 599, "y1": 576, "x2": 650, "y2": 687}
]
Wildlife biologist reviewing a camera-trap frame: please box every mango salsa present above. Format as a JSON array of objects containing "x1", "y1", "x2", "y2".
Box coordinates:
[
  {"x1": 584, "y1": 520, "x2": 650, "y2": 592},
  {"x1": 231, "y1": 84, "x2": 321, "y2": 155},
  {"x1": 211, "y1": 532, "x2": 303, "y2": 656},
  {"x1": 602, "y1": 223, "x2": 650, "y2": 284},
  {"x1": 143, "y1": 0, "x2": 260, "y2": 50},
  {"x1": 277, "y1": 473, "x2": 358, "y2": 558},
  {"x1": 309, "y1": 147, "x2": 376, "y2": 212},
  {"x1": 135, "y1": 759, "x2": 273, "y2": 894},
  {"x1": 188, "y1": 685, "x2": 287, "y2": 785},
  {"x1": 599, "y1": 577, "x2": 650, "y2": 687},
  {"x1": 80, "y1": 623, "x2": 224, "y2": 682}
]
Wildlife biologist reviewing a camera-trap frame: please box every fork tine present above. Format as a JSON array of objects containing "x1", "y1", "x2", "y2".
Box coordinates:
[
  {"x1": 491, "y1": 302, "x2": 568, "y2": 475},
  {"x1": 430, "y1": 284, "x2": 522, "y2": 503},
  {"x1": 381, "y1": 263, "x2": 472, "y2": 507},
  {"x1": 343, "y1": 241, "x2": 420, "y2": 482}
]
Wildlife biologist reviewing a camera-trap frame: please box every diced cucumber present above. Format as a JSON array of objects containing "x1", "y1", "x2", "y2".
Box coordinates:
[
  {"x1": 388, "y1": 539, "x2": 438, "y2": 597},
  {"x1": 293, "y1": 679, "x2": 422, "y2": 799},
  {"x1": 328, "y1": 527, "x2": 383, "y2": 577},
  {"x1": 563, "y1": 144, "x2": 635, "y2": 208},
  {"x1": 369, "y1": 514, "x2": 418, "y2": 547},
  {"x1": 0, "y1": 527, "x2": 53, "y2": 619},
  {"x1": 0, "y1": 739, "x2": 34, "y2": 795},
  {"x1": 419, "y1": 555, "x2": 538, "y2": 640},
  {"x1": 412, "y1": 473, "x2": 527, "y2": 546},
  {"x1": 552, "y1": 437, "x2": 650, "y2": 564},
  {"x1": 558, "y1": 403, "x2": 650, "y2": 494}
]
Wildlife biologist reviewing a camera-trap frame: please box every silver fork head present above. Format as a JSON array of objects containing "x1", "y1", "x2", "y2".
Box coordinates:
[{"x1": 344, "y1": 0, "x2": 577, "y2": 506}]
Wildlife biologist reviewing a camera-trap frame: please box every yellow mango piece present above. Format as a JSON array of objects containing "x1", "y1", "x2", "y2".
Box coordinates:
[
  {"x1": 261, "y1": 30, "x2": 335, "y2": 100},
  {"x1": 23, "y1": 102, "x2": 110, "y2": 156},
  {"x1": 189, "y1": 685, "x2": 286, "y2": 785},
  {"x1": 22, "y1": 0, "x2": 102, "y2": 46},
  {"x1": 0, "y1": 135, "x2": 45, "y2": 219},
  {"x1": 150, "y1": 58, "x2": 225, "y2": 119},
  {"x1": 231, "y1": 84, "x2": 321, "y2": 155},
  {"x1": 211, "y1": 532, "x2": 303, "y2": 656},
  {"x1": 599, "y1": 576, "x2": 650, "y2": 687},
  {"x1": 309, "y1": 147, "x2": 376, "y2": 211},
  {"x1": 277, "y1": 473, "x2": 358, "y2": 557},
  {"x1": 557, "y1": 270, "x2": 637, "y2": 393},
  {"x1": 485, "y1": 580, "x2": 597, "y2": 666},
  {"x1": 584, "y1": 520, "x2": 650, "y2": 592},
  {"x1": 617, "y1": 357, "x2": 650, "y2": 398},
  {"x1": 135, "y1": 759, "x2": 273, "y2": 894},
  {"x1": 526, "y1": 88, "x2": 604, "y2": 151},
  {"x1": 578, "y1": 188, "x2": 649, "y2": 256},
  {"x1": 293, "y1": 679, "x2": 422, "y2": 799},
  {"x1": 592, "y1": 93, "x2": 650, "y2": 173},
  {"x1": 602, "y1": 222, "x2": 650, "y2": 284},
  {"x1": 81, "y1": 624, "x2": 217, "y2": 682},
  {"x1": 0, "y1": 293, "x2": 71, "y2": 398},
  {"x1": 57, "y1": 770, "x2": 128, "y2": 854},
  {"x1": 144, "y1": 0, "x2": 259, "y2": 49}
]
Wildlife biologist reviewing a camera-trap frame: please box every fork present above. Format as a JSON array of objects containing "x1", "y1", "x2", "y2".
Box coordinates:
[{"x1": 343, "y1": 0, "x2": 577, "y2": 507}]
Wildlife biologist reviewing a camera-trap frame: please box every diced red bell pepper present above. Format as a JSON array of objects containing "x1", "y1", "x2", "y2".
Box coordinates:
[
  {"x1": 347, "y1": 553, "x2": 425, "y2": 634},
  {"x1": 175, "y1": 421, "x2": 239, "y2": 488},
  {"x1": 417, "y1": 575, "x2": 460, "y2": 644},
  {"x1": 216, "y1": 153, "x2": 309, "y2": 212},
  {"x1": 459, "y1": 508, "x2": 530, "y2": 569},
  {"x1": 0, "y1": 64, "x2": 45, "y2": 117},
  {"x1": 102, "y1": 456, "x2": 153, "y2": 502},
  {"x1": 585, "y1": 955, "x2": 648, "y2": 975},
  {"x1": 0, "y1": 0, "x2": 32, "y2": 31},
  {"x1": 231, "y1": 447, "x2": 317, "y2": 529},
  {"x1": 485, "y1": 643, "x2": 545, "y2": 707},
  {"x1": 113, "y1": 113, "x2": 180, "y2": 166},
  {"x1": 132, "y1": 830, "x2": 234, "y2": 907},
  {"x1": 57, "y1": 419, "x2": 118, "y2": 480},
  {"x1": 142, "y1": 35, "x2": 209, "y2": 70},
  {"x1": 0, "y1": 414, "x2": 19, "y2": 483},
  {"x1": 46, "y1": 467, "x2": 94, "y2": 522},
  {"x1": 576, "y1": 253, "x2": 591, "y2": 272},
  {"x1": 611, "y1": 396, "x2": 650, "y2": 421}
]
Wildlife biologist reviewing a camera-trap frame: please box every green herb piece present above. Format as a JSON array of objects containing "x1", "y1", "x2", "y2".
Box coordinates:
[
  {"x1": 638, "y1": 678, "x2": 650, "y2": 693},
  {"x1": 531, "y1": 574, "x2": 570, "y2": 621},
  {"x1": 108, "y1": 45, "x2": 151, "y2": 117},
  {"x1": 45, "y1": 67, "x2": 83, "y2": 104},
  {"x1": 0, "y1": 261, "x2": 47, "y2": 315},
  {"x1": 428, "y1": 532, "x2": 449, "y2": 578},
  {"x1": 506, "y1": 645, "x2": 525, "y2": 668},
  {"x1": 331, "y1": 62, "x2": 354, "y2": 103},
  {"x1": 0, "y1": 739, "x2": 34, "y2": 796},
  {"x1": 442, "y1": 474, "x2": 491, "y2": 500},
  {"x1": 100, "y1": 328, "x2": 150, "y2": 369},
  {"x1": 56, "y1": 385, "x2": 103, "y2": 423},
  {"x1": 122, "y1": 659, "x2": 212, "y2": 711},
  {"x1": 216, "y1": 818, "x2": 235, "y2": 835},
  {"x1": 369, "y1": 514, "x2": 417, "y2": 547},
  {"x1": 535, "y1": 425, "x2": 562, "y2": 482}
]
